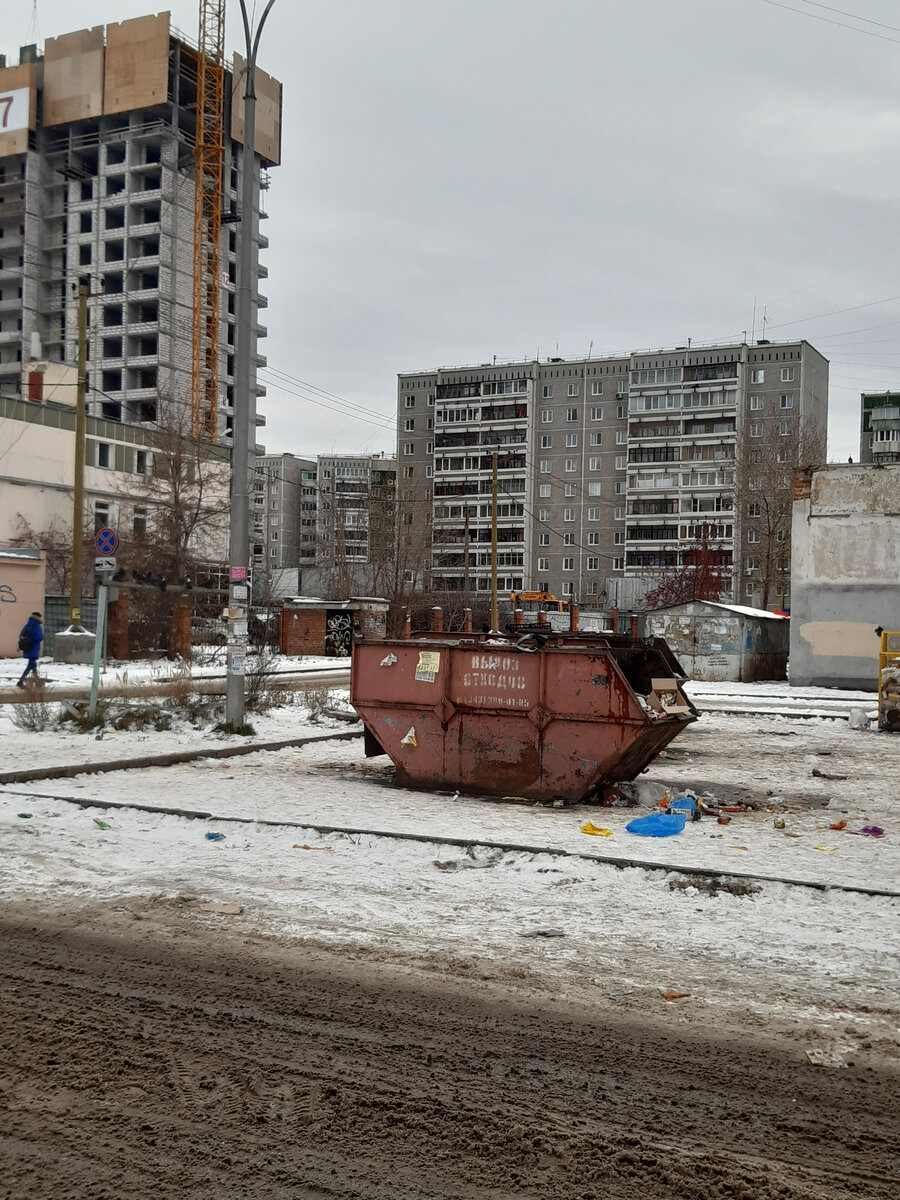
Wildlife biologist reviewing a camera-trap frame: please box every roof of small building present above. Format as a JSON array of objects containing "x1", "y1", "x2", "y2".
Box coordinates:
[{"x1": 650, "y1": 600, "x2": 788, "y2": 621}]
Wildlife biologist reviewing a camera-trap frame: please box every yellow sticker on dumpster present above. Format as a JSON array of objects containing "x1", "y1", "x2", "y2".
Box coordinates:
[{"x1": 415, "y1": 650, "x2": 441, "y2": 683}]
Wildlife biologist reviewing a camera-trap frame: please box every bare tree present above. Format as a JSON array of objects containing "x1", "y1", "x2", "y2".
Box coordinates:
[
  {"x1": 735, "y1": 414, "x2": 827, "y2": 609},
  {"x1": 643, "y1": 523, "x2": 731, "y2": 609},
  {"x1": 8, "y1": 515, "x2": 71, "y2": 593}
]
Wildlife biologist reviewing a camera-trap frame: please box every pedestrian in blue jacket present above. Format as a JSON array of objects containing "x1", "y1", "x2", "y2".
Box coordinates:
[{"x1": 17, "y1": 612, "x2": 43, "y2": 688}]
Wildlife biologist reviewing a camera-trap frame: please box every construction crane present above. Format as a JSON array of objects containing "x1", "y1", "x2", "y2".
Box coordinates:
[{"x1": 191, "y1": 0, "x2": 226, "y2": 442}]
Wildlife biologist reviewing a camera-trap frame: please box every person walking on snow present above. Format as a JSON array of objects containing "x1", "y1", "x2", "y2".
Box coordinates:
[{"x1": 17, "y1": 612, "x2": 43, "y2": 688}]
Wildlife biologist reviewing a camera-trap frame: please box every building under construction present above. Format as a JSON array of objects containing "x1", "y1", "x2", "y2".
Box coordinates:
[{"x1": 0, "y1": 11, "x2": 282, "y2": 450}]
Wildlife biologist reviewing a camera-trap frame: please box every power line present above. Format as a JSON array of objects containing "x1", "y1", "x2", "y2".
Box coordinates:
[
  {"x1": 753, "y1": 0, "x2": 900, "y2": 44},
  {"x1": 766, "y1": 294, "x2": 900, "y2": 331},
  {"x1": 793, "y1": 0, "x2": 900, "y2": 35}
]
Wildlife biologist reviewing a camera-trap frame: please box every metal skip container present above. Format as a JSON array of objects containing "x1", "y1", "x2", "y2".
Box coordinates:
[{"x1": 350, "y1": 631, "x2": 697, "y2": 804}]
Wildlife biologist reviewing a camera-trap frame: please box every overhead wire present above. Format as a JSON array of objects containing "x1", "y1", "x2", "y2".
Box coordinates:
[{"x1": 753, "y1": 0, "x2": 900, "y2": 44}]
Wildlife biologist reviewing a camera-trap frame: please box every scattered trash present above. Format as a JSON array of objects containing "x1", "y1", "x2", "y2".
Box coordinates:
[
  {"x1": 729, "y1": 845, "x2": 748, "y2": 851},
  {"x1": 611, "y1": 991, "x2": 634, "y2": 998},
  {"x1": 717, "y1": 815, "x2": 731, "y2": 826},
  {"x1": 669, "y1": 875, "x2": 760, "y2": 897},
  {"x1": 519, "y1": 928, "x2": 566, "y2": 938},
  {"x1": 17, "y1": 813, "x2": 33, "y2": 819},
  {"x1": 580, "y1": 821, "x2": 613, "y2": 837},
  {"x1": 668, "y1": 794, "x2": 702, "y2": 822},
  {"x1": 292, "y1": 844, "x2": 332, "y2": 851},
  {"x1": 205, "y1": 832, "x2": 226, "y2": 841},
  {"x1": 199, "y1": 902, "x2": 243, "y2": 915},
  {"x1": 93, "y1": 818, "x2": 111, "y2": 830},
  {"x1": 625, "y1": 812, "x2": 686, "y2": 837},
  {"x1": 812, "y1": 768, "x2": 849, "y2": 781},
  {"x1": 664, "y1": 990, "x2": 691, "y2": 1001},
  {"x1": 379, "y1": 653, "x2": 398, "y2": 667},
  {"x1": 400, "y1": 727, "x2": 417, "y2": 747},
  {"x1": 860, "y1": 825, "x2": 885, "y2": 838},
  {"x1": 847, "y1": 708, "x2": 870, "y2": 731},
  {"x1": 829, "y1": 820, "x2": 847, "y2": 831},
  {"x1": 813, "y1": 845, "x2": 837, "y2": 852},
  {"x1": 773, "y1": 817, "x2": 786, "y2": 829}
]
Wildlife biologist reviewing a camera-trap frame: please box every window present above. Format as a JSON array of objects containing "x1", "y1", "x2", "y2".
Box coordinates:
[
  {"x1": 566, "y1": 407, "x2": 578, "y2": 421},
  {"x1": 781, "y1": 366, "x2": 795, "y2": 382},
  {"x1": 538, "y1": 533, "x2": 550, "y2": 546},
  {"x1": 616, "y1": 380, "x2": 628, "y2": 395},
  {"x1": 427, "y1": 416, "x2": 434, "y2": 429},
  {"x1": 779, "y1": 420, "x2": 791, "y2": 435},
  {"x1": 746, "y1": 581, "x2": 756, "y2": 598},
  {"x1": 616, "y1": 430, "x2": 627, "y2": 444},
  {"x1": 562, "y1": 556, "x2": 574, "y2": 571},
  {"x1": 591, "y1": 381, "x2": 603, "y2": 396},
  {"x1": 614, "y1": 557, "x2": 624, "y2": 570},
  {"x1": 588, "y1": 530, "x2": 599, "y2": 542},
  {"x1": 563, "y1": 532, "x2": 575, "y2": 545},
  {"x1": 748, "y1": 502, "x2": 761, "y2": 517},
  {"x1": 97, "y1": 442, "x2": 111, "y2": 468},
  {"x1": 752, "y1": 369, "x2": 765, "y2": 383},
  {"x1": 133, "y1": 507, "x2": 147, "y2": 536},
  {"x1": 542, "y1": 384, "x2": 553, "y2": 398},
  {"x1": 587, "y1": 581, "x2": 599, "y2": 595},
  {"x1": 617, "y1": 405, "x2": 626, "y2": 419},
  {"x1": 587, "y1": 556, "x2": 599, "y2": 571},
  {"x1": 590, "y1": 432, "x2": 602, "y2": 446},
  {"x1": 537, "y1": 557, "x2": 549, "y2": 572},
  {"x1": 540, "y1": 434, "x2": 552, "y2": 448},
  {"x1": 750, "y1": 395, "x2": 763, "y2": 411},
  {"x1": 564, "y1": 483, "x2": 576, "y2": 497},
  {"x1": 541, "y1": 409, "x2": 553, "y2": 423},
  {"x1": 135, "y1": 450, "x2": 147, "y2": 475},
  {"x1": 94, "y1": 502, "x2": 110, "y2": 534},
  {"x1": 615, "y1": 507, "x2": 625, "y2": 520},
  {"x1": 587, "y1": 507, "x2": 601, "y2": 521},
  {"x1": 540, "y1": 459, "x2": 551, "y2": 473},
  {"x1": 614, "y1": 531, "x2": 624, "y2": 545},
  {"x1": 403, "y1": 465, "x2": 416, "y2": 478},
  {"x1": 561, "y1": 581, "x2": 574, "y2": 596},
  {"x1": 614, "y1": 481, "x2": 625, "y2": 494},
  {"x1": 747, "y1": 529, "x2": 760, "y2": 543},
  {"x1": 563, "y1": 507, "x2": 575, "y2": 522},
  {"x1": 426, "y1": 441, "x2": 434, "y2": 453},
  {"x1": 565, "y1": 433, "x2": 578, "y2": 448},
  {"x1": 565, "y1": 458, "x2": 577, "y2": 472},
  {"x1": 746, "y1": 555, "x2": 759, "y2": 572},
  {"x1": 590, "y1": 406, "x2": 603, "y2": 421},
  {"x1": 780, "y1": 393, "x2": 794, "y2": 409},
  {"x1": 404, "y1": 418, "x2": 415, "y2": 431},
  {"x1": 749, "y1": 422, "x2": 762, "y2": 437},
  {"x1": 539, "y1": 484, "x2": 551, "y2": 498},
  {"x1": 567, "y1": 382, "x2": 578, "y2": 397},
  {"x1": 538, "y1": 508, "x2": 550, "y2": 521},
  {"x1": 615, "y1": 455, "x2": 627, "y2": 470},
  {"x1": 776, "y1": 529, "x2": 785, "y2": 543},
  {"x1": 425, "y1": 464, "x2": 433, "y2": 477},
  {"x1": 428, "y1": 393, "x2": 434, "y2": 406},
  {"x1": 587, "y1": 482, "x2": 602, "y2": 496},
  {"x1": 403, "y1": 442, "x2": 414, "y2": 455},
  {"x1": 404, "y1": 396, "x2": 415, "y2": 408},
  {"x1": 588, "y1": 456, "x2": 601, "y2": 470}
]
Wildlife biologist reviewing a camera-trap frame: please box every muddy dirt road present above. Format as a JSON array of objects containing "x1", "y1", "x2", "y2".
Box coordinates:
[{"x1": 1, "y1": 906, "x2": 896, "y2": 1200}]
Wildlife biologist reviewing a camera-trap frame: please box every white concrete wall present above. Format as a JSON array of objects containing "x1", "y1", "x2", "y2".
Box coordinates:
[{"x1": 790, "y1": 464, "x2": 900, "y2": 689}]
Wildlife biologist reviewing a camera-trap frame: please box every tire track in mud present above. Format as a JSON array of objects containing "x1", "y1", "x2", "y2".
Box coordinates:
[{"x1": 0, "y1": 908, "x2": 897, "y2": 1200}]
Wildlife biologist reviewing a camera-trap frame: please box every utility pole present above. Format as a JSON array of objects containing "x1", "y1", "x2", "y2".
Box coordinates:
[
  {"x1": 490, "y1": 448, "x2": 498, "y2": 633},
  {"x1": 68, "y1": 281, "x2": 89, "y2": 628},
  {"x1": 226, "y1": 0, "x2": 277, "y2": 728}
]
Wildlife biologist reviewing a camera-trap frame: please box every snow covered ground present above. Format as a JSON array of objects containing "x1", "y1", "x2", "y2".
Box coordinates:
[{"x1": 1, "y1": 665, "x2": 897, "y2": 1053}]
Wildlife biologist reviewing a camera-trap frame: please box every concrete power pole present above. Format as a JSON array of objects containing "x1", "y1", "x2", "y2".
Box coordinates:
[
  {"x1": 226, "y1": 0, "x2": 277, "y2": 729},
  {"x1": 68, "y1": 281, "x2": 89, "y2": 629}
]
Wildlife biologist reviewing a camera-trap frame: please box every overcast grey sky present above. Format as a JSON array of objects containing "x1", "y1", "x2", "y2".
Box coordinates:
[{"x1": 5, "y1": 0, "x2": 900, "y2": 460}]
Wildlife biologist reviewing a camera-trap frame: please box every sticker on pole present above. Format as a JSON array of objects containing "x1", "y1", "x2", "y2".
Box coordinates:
[
  {"x1": 95, "y1": 527, "x2": 118, "y2": 556},
  {"x1": 229, "y1": 647, "x2": 245, "y2": 675},
  {"x1": 415, "y1": 650, "x2": 440, "y2": 683},
  {"x1": 230, "y1": 566, "x2": 247, "y2": 582}
]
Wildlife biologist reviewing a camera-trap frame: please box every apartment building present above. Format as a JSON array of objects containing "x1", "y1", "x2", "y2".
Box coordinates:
[
  {"x1": 397, "y1": 339, "x2": 828, "y2": 608},
  {"x1": 251, "y1": 451, "x2": 315, "y2": 591},
  {"x1": 859, "y1": 392, "x2": 900, "y2": 464},
  {"x1": 0, "y1": 14, "x2": 281, "y2": 450}
]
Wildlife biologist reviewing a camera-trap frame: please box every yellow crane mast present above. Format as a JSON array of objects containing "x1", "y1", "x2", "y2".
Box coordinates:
[{"x1": 191, "y1": 0, "x2": 226, "y2": 442}]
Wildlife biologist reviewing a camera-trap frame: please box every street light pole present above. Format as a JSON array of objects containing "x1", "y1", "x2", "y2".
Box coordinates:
[
  {"x1": 226, "y1": 0, "x2": 277, "y2": 728},
  {"x1": 68, "y1": 281, "x2": 89, "y2": 629}
]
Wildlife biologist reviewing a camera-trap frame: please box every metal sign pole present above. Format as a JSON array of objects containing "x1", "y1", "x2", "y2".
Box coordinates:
[{"x1": 89, "y1": 583, "x2": 108, "y2": 721}]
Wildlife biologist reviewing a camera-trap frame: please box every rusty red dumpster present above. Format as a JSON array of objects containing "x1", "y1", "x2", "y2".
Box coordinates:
[{"x1": 350, "y1": 630, "x2": 697, "y2": 804}]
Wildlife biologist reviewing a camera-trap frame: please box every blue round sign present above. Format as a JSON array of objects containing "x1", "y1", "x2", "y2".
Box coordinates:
[{"x1": 96, "y1": 527, "x2": 118, "y2": 556}]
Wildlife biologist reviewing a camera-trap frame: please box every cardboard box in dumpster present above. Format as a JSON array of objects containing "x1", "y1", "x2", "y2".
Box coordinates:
[{"x1": 648, "y1": 678, "x2": 691, "y2": 716}]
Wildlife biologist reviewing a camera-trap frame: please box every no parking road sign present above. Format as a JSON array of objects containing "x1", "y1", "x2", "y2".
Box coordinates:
[{"x1": 95, "y1": 527, "x2": 118, "y2": 556}]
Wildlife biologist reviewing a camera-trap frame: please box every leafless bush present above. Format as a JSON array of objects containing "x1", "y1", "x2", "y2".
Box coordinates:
[
  {"x1": 244, "y1": 646, "x2": 293, "y2": 714},
  {"x1": 11, "y1": 694, "x2": 56, "y2": 732}
]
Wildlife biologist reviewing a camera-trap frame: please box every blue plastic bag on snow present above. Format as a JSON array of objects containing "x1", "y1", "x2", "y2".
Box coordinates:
[{"x1": 625, "y1": 812, "x2": 686, "y2": 837}]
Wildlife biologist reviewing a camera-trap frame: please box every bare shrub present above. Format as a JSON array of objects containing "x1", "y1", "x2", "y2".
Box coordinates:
[{"x1": 11, "y1": 694, "x2": 56, "y2": 732}]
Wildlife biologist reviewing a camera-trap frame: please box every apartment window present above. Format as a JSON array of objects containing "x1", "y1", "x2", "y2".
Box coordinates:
[
  {"x1": 563, "y1": 508, "x2": 575, "y2": 522},
  {"x1": 590, "y1": 406, "x2": 603, "y2": 421},
  {"x1": 97, "y1": 442, "x2": 111, "y2": 469},
  {"x1": 563, "y1": 532, "x2": 575, "y2": 546},
  {"x1": 613, "y1": 557, "x2": 624, "y2": 570},
  {"x1": 538, "y1": 508, "x2": 550, "y2": 521},
  {"x1": 562, "y1": 556, "x2": 574, "y2": 571},
  {"x1": 752, "y1": 369, "x2": 765, "y2": 383},
  {"x1": 591, "y1": 381, "x2": 603, "y2": 396},
  {"x1": 750, "y1": 395, "x2": 763, "y2": 411},
  {"x1": 749, "y1": 422, "x2": 762, "y2": 437},
  {"x1": 745, "y1": 581, "x2": 756, "y2": 598},
  {"x1": 747, "y1": 529, "x2": 760, "y2": 543},
  {"x1": 79, "y1": 244, "x2": 92, "y2": 266},
  {"x1": 615, "y1": 455, "x2": 627, "y2": 470},
  {"x1": 587, "y1": 482, "x2": 602, "y2": 496},
  {"x1": 541, "y1": 434, "x2": 553, "y2": 449},
  {"x1": 135, "y1": 450, "x2": 147, "y2": 475},
  {"x1": 539, "y1": 484, "x2": 551, "y2": 498},
  {"x1": 781, "y1": 367, "x2": 795, "y2": 382},
  {"x1": 402, "y1": 465, "x2": 414, "y2": 478},
  {"x1": 587, "y1": 581, "x2": 599, "y2": 595},
  {"x1": 427, "y1": 417, "x2": 434, "y2": 429},
  {"x1": 616, "y1": 380, "x2": 628, "y2": 395},
  {"x1": 565, "y1": 458, "x2": 577, "y2": 472},
  {"x1": 428, "y1": 393, "x2": 434, "y2": 406},
  {"x1": 404, "y1": 418, "x2": 415, "y2": 431},
  {"x1": 587, "y1": 556, "x2": 599, "y2": 571},
  {"x1": 425, "y1": 464, "x2": 433, "y2": 478},
  {"x1": 615, "y1": 430, "x2": 627, "y2": 444},
  {"x1": 542, "y1": 384, "x2": 553, "y2": 398},
  {"x1": 537, "y1": 557, "x2": 549, "y2": 572},
  {"x1": 405, "y1": 396, "x2": 416, "y2": 408},
  {"x1": 587, "y1": 507, "x2": 601, "y2": 521},
  {"x1": 561, "y1": 581, "x2": 574, "y2": 596},
  {"x1": 614, "y1": 481, "x2": 625, "y2": 494},
  {"x1": 403, "y1": 442, "x2": 414, "y2": 455},
  {"x1": 566, "y1": 407, "x2": 578, "y2": 421},
  {"x1": 538, "y1": 533, "x2": 550, "y2": 546},
  {"x1": 426, "y1": 441, "x2": 434, "y2": 453},
  {"x1": 588, "y1": 456, "x2": 602, "y2": 470},
  {"x1": 780, "y1": 394, "x2": 794, "y2": 409},
  {"x1": 567, "y1": 382, "x2": 578, "y2": 397},
  {"x1": 541, "y1": 409, "x2": 553, "y2": 423},
  {"x1": 540, "y1": 459, "x2": 551, "y2": 473},
  {"x1": 93, "y1": 502, "x2": 110, "y2": 534},
  {"x1": 614, "y1": 531, "x2": 624, "y2": 545},
  {"x1": 615, "y1": 507, "x2": 625, "y2": 520},
  {"x1": 776, "y1": 529, "x2": 786, "y2": 544},
  {"x1": 779, "y1": 420, "x2": 791, "y2": 435},
  {"x1": 537, "y1": 580, "x2": 549, "y2": 592},
  {"x1": 590, "y1": 433, "x2": 602, "y2": 448},
  {"x1": 565, "y1": 433, "x2": 578, "y2": 448},
  {"x1": 564, "y1": 483, "x2": 576, "y2": 497},
  {"x1": 617, "y1": 404, "x2": 626, "y2": 419},
  {"x1": 746, "y1": 555, "x2": 759, "y2": 572}
]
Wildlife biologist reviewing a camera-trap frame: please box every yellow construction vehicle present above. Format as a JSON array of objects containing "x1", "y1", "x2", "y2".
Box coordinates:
[{"x1": 509, "y1": 590, "x2": 571, "y2": 614}]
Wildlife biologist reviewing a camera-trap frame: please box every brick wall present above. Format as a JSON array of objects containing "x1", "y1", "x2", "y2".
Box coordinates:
[{"x1": 280, "y1": 607, "x2": 328, "y2": 655}]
